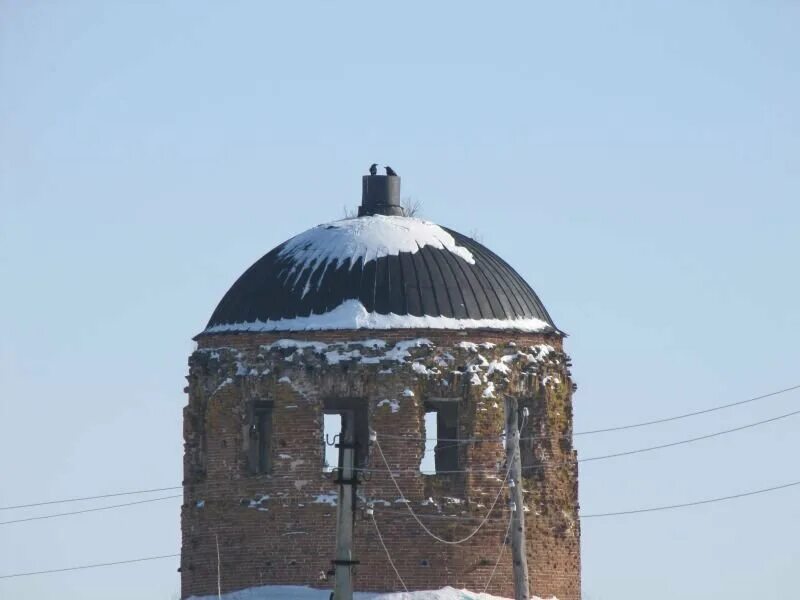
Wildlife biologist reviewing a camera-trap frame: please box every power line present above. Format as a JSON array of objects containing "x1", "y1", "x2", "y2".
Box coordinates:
[
  {"x1": 370, "y1": 511, "x2": 408, "y2": 592},
  {"x1": 373, "y1": 477, "x2": 800, "y2": 521},
  {"x1": 579, "y1": 407, "x2": 800, "y2": 463},
  {"x1": 0, "y1": 554, "x2": 180, "y2": 579},
  {"x1": 376, "y1": 382, "x2": 800, "y2": 443},
  {"x1": 372, "y1": 417, "x2": 525, "y2": 545},
  {"x1": 482, "y1": 508, "x2": 514, "y2": 594},
  {"x1": 0, "y1": 495, "x2": 181, "y2": 526},
  {"x1": 60, "y1": 401, "x2": 788, "y2": 491},
  {"x1": 0, "y1": 486, "x2": 183, "y2": 512},
  {"x1": 4, "y1": 397, "x2": 798, "y2": 513},
  {"x1": 2, "y1": 479, "x2": 798, "y2": 581},
  {"x1": 581, "y1": 479, "x2": 800, "y2": 518},
  {"x1": 365, "y1": 406, "x2": 800, "y2": 473},
  {"x1": 576, "y1": 383, "x2": 800, "y2": 435}
]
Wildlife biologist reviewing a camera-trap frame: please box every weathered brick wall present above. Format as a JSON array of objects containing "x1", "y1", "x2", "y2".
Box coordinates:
[{"x1": 181, "y1": 330, "x2": 580, "y2": 599}]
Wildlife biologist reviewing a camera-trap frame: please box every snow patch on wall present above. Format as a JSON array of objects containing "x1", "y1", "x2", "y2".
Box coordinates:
[
  {"x1": 377, "y1": 399, "x2": 401, "y2": 413},
  {"x1": 313, "y1": 493, "x2": 338, "y2": 505}
]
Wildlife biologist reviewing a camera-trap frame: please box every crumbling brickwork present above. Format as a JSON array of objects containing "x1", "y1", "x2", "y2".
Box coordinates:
[{"x1": 181, "y1": 330, "x2": 580, "y2": 600}]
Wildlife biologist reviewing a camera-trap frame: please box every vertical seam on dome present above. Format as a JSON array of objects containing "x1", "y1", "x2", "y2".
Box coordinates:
[
  {"x1": 447, "y1": 251, "x2": 487, "y2": 319},
  {"x1": 449, "y1": 227, "x2": 541, "y2": 320},
  {"x1": 430, "y1": 249, "x2": 467, "y2": 319},
  {"x1": 420, "y1": 246, "x2": 453, "y2": 317},
  {"x1": 466, "y1": 239, "x2": 526, "y2": 317},
  {"x1": 371, "y1": 252, "x2": 379, "y2": 313},
  {"x1": 462, "y1": 240, "x2": 513, "y2": 319},
  {"x1": 464, "y1": 258, "x2": 496, "y2": 320},
  {"x1": 385, "y1": 254, "x2": 392, "y2": 315},
  {"x1": 405, "y1": 250, "x2": 425, "y2": 317},
  {"x1": 415, "y1": 243, "x2": 442, "y2": 316},
  {"x1": 488, "y1": 248, "x2": 555, "y2": 325},
  {"x1": 396, "y1": 253, "x2": 407, "y2": 315},
  {"x1": 442, "y1": 227, "x2": 552, "y2": 324}
]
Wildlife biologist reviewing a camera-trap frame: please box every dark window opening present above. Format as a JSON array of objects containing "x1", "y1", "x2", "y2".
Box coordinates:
[
  {"x1": 422, "y1": 400, "x2": 459, "y2": 473},
  {"x1": 248, "y1": 400, "x2": 273, "y2": 474},
  {"x1": 322, "y1": 398, "x2": 369, "y2": 470}
]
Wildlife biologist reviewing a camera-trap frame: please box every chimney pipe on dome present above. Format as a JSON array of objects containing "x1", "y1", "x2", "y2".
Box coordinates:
[{"x1": 359, "y1": 174, "x2": 403, "y2": 217}]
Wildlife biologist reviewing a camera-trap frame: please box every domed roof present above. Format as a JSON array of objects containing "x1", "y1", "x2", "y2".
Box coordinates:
[
  {"x1": 203, "y1": 172, "x2": 558, "y2": 335},
  {"x1": 204, "y1": 213, "x2": 557, "y2": 334}
]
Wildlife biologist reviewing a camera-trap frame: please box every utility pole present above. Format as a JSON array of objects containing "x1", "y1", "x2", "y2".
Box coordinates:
[
  {"x1": 505, "y1": 397, "x2": 530, "y2": 600},
  {"x1": 332, "y1": 410, "x2": 357, "y2": 600}
]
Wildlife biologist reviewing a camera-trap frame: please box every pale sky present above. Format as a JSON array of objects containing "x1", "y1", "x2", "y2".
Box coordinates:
[{"x1": 1, "y1": 2, "x2": 799, "y2": 600}]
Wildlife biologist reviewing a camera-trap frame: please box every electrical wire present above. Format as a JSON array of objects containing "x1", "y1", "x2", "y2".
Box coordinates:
[
  {"x1": 374, "y1": 435, "x2": 512, "y2": 545},
  {"x1": 482, "y1": 506, "x2": 514, "y2": 594},
  {"x1": 0, "y1": 384, "x2": 800, "y2": 511},
  {"x1": 370, "y1": 511, "x2": 408, "y2": 592},
  {"x1": 0, "y1": 495, "x2": 181, "y2": 526},
  {"x1": 375, "y1": 477, "x2": 800, "y2": 521},
  {"x1": 576, "y1": 383, "x2": 800, "y2": 435},
  {"x1": 375, "y1": 382, "x2": 800, "y2": 443},
  {"x1": 579, "y1": 407, "x2": 800, "y2": 463},
  {"x1": 0, "y1": 486, "x2": 183, "y2": 512},
  {"x1": 372, "y1": 415, "x2": 525, "y2": 545},
  {"x1": 351, "y1": 405, "x2": 800, "y2": 475},
  {"x1": 3, "y1": 391, "x2": 798, "y2": 513},
  {"x1": 2, "y1": 479, "x2": 798, "y2": 581},
  {"x1": 581, "y1": 479, "x2": 800, "y2": 518},
  {"x1": 0, "y1": 554, "x2": 180, "y2": 579}
]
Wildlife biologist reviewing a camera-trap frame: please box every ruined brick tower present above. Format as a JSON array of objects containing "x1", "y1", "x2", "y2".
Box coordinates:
[{"x1": 181, "y1": 172, "x2": 580, "y2": 599}]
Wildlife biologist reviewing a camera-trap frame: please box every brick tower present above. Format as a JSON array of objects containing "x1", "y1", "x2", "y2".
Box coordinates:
[{"x1": 181, "y1": 172, "x2": 580, "y2": 599}]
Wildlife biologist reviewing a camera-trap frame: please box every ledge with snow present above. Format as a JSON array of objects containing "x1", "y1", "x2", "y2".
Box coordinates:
[{"x1": 204, "y1": 299, "x2": 553, "y2": 334}]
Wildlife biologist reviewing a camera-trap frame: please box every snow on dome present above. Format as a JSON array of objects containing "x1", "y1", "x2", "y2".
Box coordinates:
[
  {"x1": 279, "y1": 215, "x2": 475, "y2": 290},
  {"x1": 204, "y1": 299, "x2": 552, "y2": 334}
]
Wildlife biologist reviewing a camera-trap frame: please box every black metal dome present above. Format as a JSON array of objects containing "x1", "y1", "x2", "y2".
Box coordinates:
[{"x1": 203, "y1": 175, "x2": 557, "y2": 334}]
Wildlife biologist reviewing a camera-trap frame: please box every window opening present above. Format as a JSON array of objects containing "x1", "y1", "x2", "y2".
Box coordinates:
[
  {"x1": 323, "y1": 413, "x2": 342, "y2": 473},
  {"x1": 248, "y1": 400, "x2": 273, "y2": 474},
  {"x1": 421, "y1": 401, "x2": 459, "y2": 474},
  {"x1": 322, "y1": 398, "x2": 369, "y2": 471},
  {"x1": 420, "y1": 411, "x2": 437, "y2": 474}
]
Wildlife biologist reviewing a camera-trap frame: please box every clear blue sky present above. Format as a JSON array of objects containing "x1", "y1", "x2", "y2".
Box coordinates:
[{"x1": 1, "y1": 2, "x2": 798, "y2": 599}]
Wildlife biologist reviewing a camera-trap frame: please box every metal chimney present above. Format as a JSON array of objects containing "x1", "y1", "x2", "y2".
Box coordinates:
[{"x1": 358, "y1": 175, "x2": 403, "y2": 217}]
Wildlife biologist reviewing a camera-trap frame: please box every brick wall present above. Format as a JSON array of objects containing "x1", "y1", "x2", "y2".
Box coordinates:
[{"x1": 181, "y1": 330, "x2": 580, "y2": 599}]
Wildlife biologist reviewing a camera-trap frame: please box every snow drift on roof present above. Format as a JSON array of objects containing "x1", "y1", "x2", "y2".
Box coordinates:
[
  {"x1": 204, "y1": 299, "x2": 553, "y2": 334},
  {"x1": 278, "y1": 215, "x2": 475, "y2": 288}
]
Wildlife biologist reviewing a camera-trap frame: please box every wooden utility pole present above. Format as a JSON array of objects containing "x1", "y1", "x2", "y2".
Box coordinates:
[
  {"x1": 505, "y1": 397, "x2": 530, "y2": 600},
  {"x1": 332, "y1": 410, "x2": 357, "y2": 600}
]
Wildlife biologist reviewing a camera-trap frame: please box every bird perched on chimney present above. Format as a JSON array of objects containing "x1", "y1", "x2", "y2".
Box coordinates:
[
  {"x1": 385, "y1": 165, "x2": 398, "y2": 176},
  {"x1": 369, "y1": 163, "x2": 378, "y2": 175}
]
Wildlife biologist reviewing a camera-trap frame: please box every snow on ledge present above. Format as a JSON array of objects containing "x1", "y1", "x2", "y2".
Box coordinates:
[
  {"x1": 188, "y1": 584, "x2": 556, "y2": 600},
  {"x1": 204, "y1": 300, "x2": 553, "y2": 334}
]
